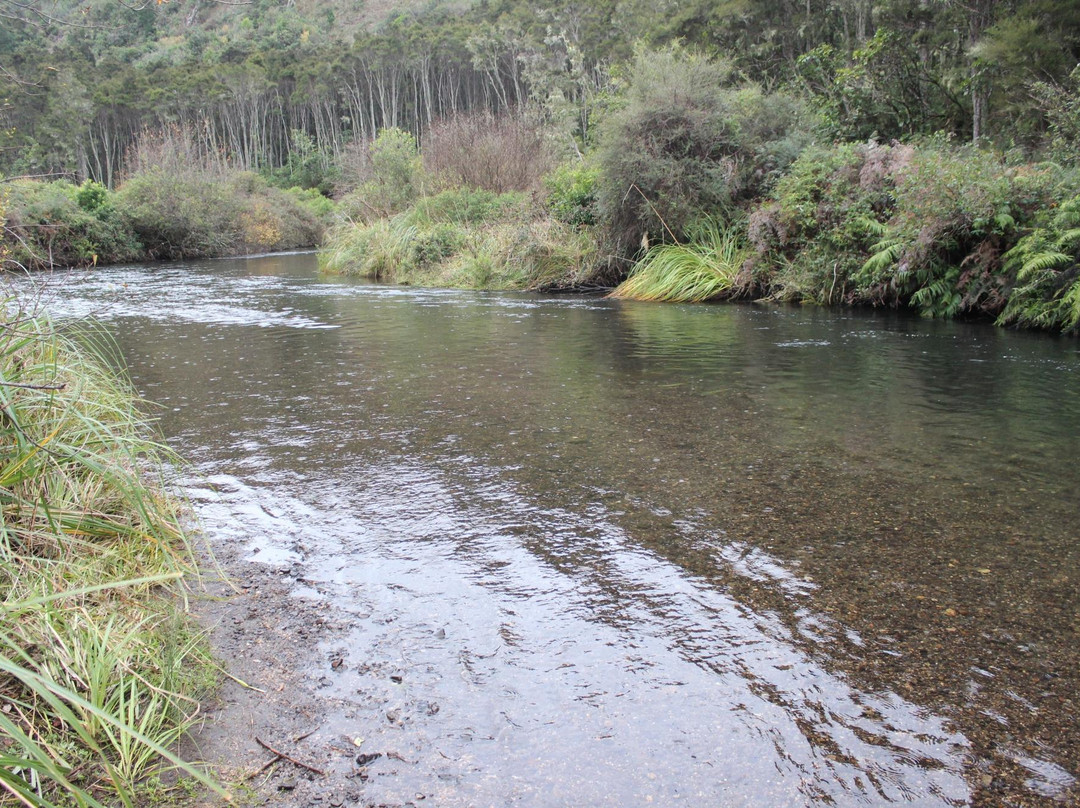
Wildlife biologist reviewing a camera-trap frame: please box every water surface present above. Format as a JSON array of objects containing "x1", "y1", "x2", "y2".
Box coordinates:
[{"x1": 29, "y1": 253, "x2": 1080, "y2": 805}]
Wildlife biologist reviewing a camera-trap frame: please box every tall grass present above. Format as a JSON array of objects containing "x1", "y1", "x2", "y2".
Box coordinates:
[
  {"x1": 319, "y1": 187, "x2": 597, "y2": 290},
  {"x1": 609, "y1": 220, "x2": 749, "y2": 302},
  {"x1": 0, "y1": 296, "x2": 222, "y2": 807}
]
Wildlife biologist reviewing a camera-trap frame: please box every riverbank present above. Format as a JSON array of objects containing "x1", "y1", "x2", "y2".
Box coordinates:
[
  {"x1": 316, "y1": 49, "x2": 1080, "y2": 335},
  {"x1": 0, "y1": 296, "x2": 221, "y2": 805},
  {"x1": 319, "y1": 132, "x2": 1080, "y2": 334},
  {"x1": 0, "y1": 163, "x2": 335, "y2": 271}
]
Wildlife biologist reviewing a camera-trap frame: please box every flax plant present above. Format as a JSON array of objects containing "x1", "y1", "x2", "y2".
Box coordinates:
[{"x1": 0, "y1": 297, "x2": 223, "y2": 807}]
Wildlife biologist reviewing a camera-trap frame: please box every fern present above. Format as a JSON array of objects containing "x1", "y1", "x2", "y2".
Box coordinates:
[
  {"x1": 998, "y1": 196, "x2": 1080, "y2": 331},
  {"x1": 1019, "y1": 251, "x2": 1073, "y2": 278},
  {"x1": 1054, "y1": 278, "x2": 1080, "y2": 331},
  {"x1": 1059, "y1": 227, "x2": 1080, "y2": 250},
  {"x1": 911, "y1": 267, "x2": 962, "y2": 318},
  {"x1": 860, "y1": 237, "x2": 902, "y2": 279},
  {"x1": 853, "y1": 215, "x2": 889, "y2": 239},
  {"x1": 993, "y1": 212, "x2": 1016, "y2": 232}
]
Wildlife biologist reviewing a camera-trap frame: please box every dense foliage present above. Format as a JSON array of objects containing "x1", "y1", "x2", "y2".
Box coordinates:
[{"x1": 2, "y1": 0, "x2": 1079, "y2": 185}]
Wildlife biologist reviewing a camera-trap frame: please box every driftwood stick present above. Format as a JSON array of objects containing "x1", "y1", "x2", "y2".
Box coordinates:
[{"x1": 254, "y1": 736, "x2": 326, "y2": 776}]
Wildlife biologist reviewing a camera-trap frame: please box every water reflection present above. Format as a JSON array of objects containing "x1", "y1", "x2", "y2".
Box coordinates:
[{"x1": 22, "y1": 254, "x2": 1080, "y2": 805}]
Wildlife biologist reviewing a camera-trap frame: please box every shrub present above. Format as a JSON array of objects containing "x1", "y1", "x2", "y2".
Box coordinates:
[
  {"x1": 116, "y1": 170, "x2": 323, "y2": 259},
  {"x1": 594, "y1": 45, "x2": 814, "y2": 260},
  {"x1": 998, "y1": 193, "x2": 1080, "y2": 331},
  {"x1": 337, "y1": 128, "x2": 424, "y2": 222},
  {"x1": 544, "y1": 159, "x2": 600, "y2": 228},
  {"x1": 856, "y1": 140, "x2": 1062, "y2": 318},
  {"x1": 116, "y1": 168, "x2": 242, "y2": 259},
  {"x1": 747, "y1": 141, "x2": 909, "y2": 302},
  {"x1": 286, "y1": 186, "x2": 338, "y2": 222},
  {"x1": 74, "y1": 180, "x2": 109, "y2": 213},
  {"x1": 263, "y1": 129, "x2": 338, "y2": 194},
  {"x1": 423, "y1": 111, "x2": 555, "y2": 193},
  {"x1": 1, "y1": 180, "x2": 142, "y2": 269}
]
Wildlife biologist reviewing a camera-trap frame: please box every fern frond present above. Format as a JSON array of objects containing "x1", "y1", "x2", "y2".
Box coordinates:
[
  {"x1": 1059, "y1": 279, "x2": 1080, "y2": 331},
  {"x1": 1019, "y1": 251, "x2": 1072, "y2": 278},
  {"x1": 854, "y1": 216, "x2": 889, "y2": 238},
  {"x1": 994, "y1": 212, "x2": 1016, "y2": 232},
  {"x1": 861, "y1": 238, "x2": 902, "y2": 277},
  {"x1": 1057, "y1": 228, "x2": 1080, "y2": 250}
]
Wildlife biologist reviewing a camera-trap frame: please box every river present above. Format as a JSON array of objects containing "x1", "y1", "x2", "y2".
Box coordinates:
[{"x1": 27, "y1": 252, "x2": 1080, "y2": 806}]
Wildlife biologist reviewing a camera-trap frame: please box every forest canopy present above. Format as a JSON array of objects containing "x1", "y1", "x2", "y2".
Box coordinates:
[{"x1": 1, "y1": 0, "x2": 1078, "y2": 185}]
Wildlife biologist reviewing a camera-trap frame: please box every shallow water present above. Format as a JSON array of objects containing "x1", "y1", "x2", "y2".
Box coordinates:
[{"x1": 27, "y1": 253, "x2": 1080, "y2": 805}]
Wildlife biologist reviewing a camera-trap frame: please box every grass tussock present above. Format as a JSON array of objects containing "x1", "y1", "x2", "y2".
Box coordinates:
[
  {"x1": 319, "y1": 188, "x2": 597, "y2": 291},
  {"x1": 609, "y1": 220, "x2": 749, "y2": 302},
  {"x1": 0, "y1": 296, "x2": 222, "y2": 807}
]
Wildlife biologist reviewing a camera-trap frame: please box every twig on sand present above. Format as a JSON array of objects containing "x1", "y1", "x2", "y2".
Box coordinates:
[{"x1": 254, "y1": 736, "x2": 327, "y2": 776}]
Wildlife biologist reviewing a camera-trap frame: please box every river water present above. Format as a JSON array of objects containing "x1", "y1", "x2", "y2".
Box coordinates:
[{"x1": 27, "y1": 252, "x2": 1080, "y2": 805}]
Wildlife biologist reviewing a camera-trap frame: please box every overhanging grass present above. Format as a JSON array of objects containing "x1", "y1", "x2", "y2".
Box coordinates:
[
  {"x1": 0, "y1": 297, "x2": 224, "y2": 807},
  {"x1": 610, "y1": 220, "x2": 750, "y2": 302}
]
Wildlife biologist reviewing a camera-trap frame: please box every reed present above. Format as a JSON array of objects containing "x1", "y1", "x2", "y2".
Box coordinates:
[{"x1": 0, "y1": 297, "x2": 222, "y2": 807}]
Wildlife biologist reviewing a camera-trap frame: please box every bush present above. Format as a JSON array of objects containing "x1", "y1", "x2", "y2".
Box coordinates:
[
  {"x1": 747, "y1": 141, "x2": 910, "y2": 302},
  {"x1": 263, "y1": 129, "x2": 338, "y2": 194},
  {"x1": 286, "y1": 186, "x2": 338, "y2": 222},
  {"x1": 337, "y1": 128, "x2": 424, "y2": 221},
  {"x1": 998, "y1": 193, "x2": 1080, "y2": 331},
  {"x1": 423, "y1": 111, "x2": 554, "y2": 193},
  {"x1": 856, "y1": 140, "x2": 1063, "y2": 318},
  {"x1": 544, "y1": 159, "x2": 599, "y2": 228},
  {"x1": 1, "y1": 180, "x2": 142, "y2": 269},
  {"x1": 116, "y1": 170, "x2": 324, "y2": 259},
  {"x1": 594, "y1": 45, "x2": 815, "y2": 260},
  {"x1": 746, "y1": 139, "x2": 1073, "y2": 322},
  {"x1": 116, "y1": 169, "x2": 242, "y2": 259},
  {"x1": 74, "y1": 180, "x2": 109, "y2": 213}
]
